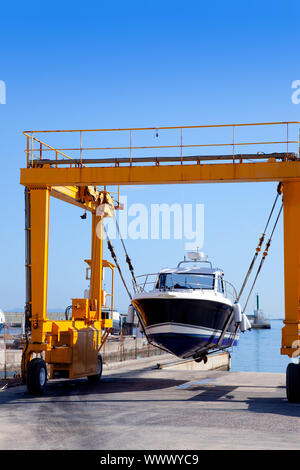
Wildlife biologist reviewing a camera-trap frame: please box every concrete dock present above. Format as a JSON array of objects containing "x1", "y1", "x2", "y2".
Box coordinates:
[
  {"x1": 0, "y1": 355, "x2": 299, "y2": 450},
  {"x1": 0, "y1": 337, "x2": 168, "y2": 375}
]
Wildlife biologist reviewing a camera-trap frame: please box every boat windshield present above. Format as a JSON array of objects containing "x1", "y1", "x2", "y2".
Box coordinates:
[{"x1": 157, "y1": 273, "x2": 214, "y2": 290}]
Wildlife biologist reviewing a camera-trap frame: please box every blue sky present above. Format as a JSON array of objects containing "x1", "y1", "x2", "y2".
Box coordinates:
[{"x1": 0, "y1": 0, "x2": 299, "y2": 316}]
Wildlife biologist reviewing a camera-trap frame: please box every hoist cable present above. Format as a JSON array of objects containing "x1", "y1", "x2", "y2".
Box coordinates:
[
  {"x1": 242, "y1": 203, "x2": 283, "y2": 313},
  {"x1": 103, "y1": 223, "x2": 133, "y2": 300},
  {"x1": 237, "y1": 185, "x2": 281, "y2": 302},
  {"x1": 117, "y1": 223, "x2": 139, "y2": 292},
  {"x1": 262, "y1": 192, "x2": 280, "y2": 234},
  {"x1": 113, "y1": 215, "x2": 140, "y2": 293}
]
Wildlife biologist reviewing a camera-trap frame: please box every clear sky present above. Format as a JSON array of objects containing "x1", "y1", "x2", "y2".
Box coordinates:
[{"x1": 0, "y1": 0, "x2": 299, "y2": 317}]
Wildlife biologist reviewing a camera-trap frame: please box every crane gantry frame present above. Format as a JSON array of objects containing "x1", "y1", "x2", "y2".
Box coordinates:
[{"x1": 20, "y1": 120, "x2": 300, "y2": 399}]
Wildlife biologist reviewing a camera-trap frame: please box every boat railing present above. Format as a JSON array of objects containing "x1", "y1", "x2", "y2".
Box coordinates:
[
  {"x1": 135, "y1": 273, "x2": 238, "y2": 302},
  {"x1": 223, "y1": 280, "x2": 238, "y2": 303},
  {"x1": 134, "y1": 273, "x2": 159, "y2": 293}
]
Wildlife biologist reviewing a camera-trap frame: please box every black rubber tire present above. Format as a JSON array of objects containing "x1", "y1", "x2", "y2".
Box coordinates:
[
  {"x1": 286, "y1": 363, "x2": 300, "y2": 403},
  {"x1": 87, "y1": 355, "x2": 102, "y2": 383},
  {"x1": 26, "y1": 357, "x2": 40, "y2": 387},
  {"x1": 26, "y1": 358, "x2": 48, "y2": 395}
]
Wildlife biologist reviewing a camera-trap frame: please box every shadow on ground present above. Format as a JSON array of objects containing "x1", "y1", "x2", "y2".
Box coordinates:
[
  {"x1": 0, "y1": 376, "x2": 187, "y2": 404},
  {"x1": 185, "y1": 383, "x2": 300, "y2": 418},
  {"x1": 2, "y1": 376, "x2": 300, "y2": 418}
]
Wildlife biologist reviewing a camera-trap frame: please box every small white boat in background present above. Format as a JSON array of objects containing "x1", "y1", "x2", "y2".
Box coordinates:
[
  {"x1": 0, "y1": 309, "x2": 5, "y2": 331},
  {"x1": 131, "y1": 251, "x2": 251, "y2": 361},
  {"x1": 111, "y1": 310, "x2": 127, "y2": 335}
]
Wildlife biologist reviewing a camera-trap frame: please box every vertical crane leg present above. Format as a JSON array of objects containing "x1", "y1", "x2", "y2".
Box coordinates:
[
  {"x1": 22, "y1": 188, "x2": 50, "y2": 393},
  {"x1": 30, "y1": 188, "x2": 50, "y2": 341},
  {"x1": 90, "y1": 211, "x2": 103, "y2": 320},
  {"x1": 281, "y1": 182, "x2": 300, "y2": 402},
  {"x1": 86, "y1": 211, "x2": 104, "y2": 382}
]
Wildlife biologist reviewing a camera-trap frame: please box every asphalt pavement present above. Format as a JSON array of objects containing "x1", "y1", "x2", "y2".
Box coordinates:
[{"x1": 0, "y1": 356, "x2": 299, "y2": 450}]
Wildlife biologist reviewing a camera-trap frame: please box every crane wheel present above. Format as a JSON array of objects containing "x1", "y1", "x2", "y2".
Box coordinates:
[
  {"x1": 26, "y1": 358, "x2": 48, "y2": 395},
  {"x1": 87, "y1": 355, "x2": 103, "y2": 383},
  {"x1": 286, "y1": 363, "x2": 300, "y2": 403}
]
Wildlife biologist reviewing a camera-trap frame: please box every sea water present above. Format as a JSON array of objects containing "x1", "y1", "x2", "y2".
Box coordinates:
[{"x1": 230, "y1": 319, "x2": 291, "y2": 373}]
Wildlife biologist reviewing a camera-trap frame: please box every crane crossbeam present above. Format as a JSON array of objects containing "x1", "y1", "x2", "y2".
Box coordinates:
[{"x1": 21, "y1": 160, "x2": 300, "y2": 187}]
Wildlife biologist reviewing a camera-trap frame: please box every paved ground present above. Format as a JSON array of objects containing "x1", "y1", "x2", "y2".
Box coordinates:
[{"x1": 0, "y1": 357, "x2": 299, "y2": 450}]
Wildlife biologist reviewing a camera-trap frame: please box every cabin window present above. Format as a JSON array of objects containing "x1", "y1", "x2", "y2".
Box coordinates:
[{"x1": 158, "y1": 273, "x2": 214, "y2": 290}]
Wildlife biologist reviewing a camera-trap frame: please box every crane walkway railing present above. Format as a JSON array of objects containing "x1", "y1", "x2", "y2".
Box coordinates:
[{"x1": 24, "y1": 121, "x2": 300, "y2": 168}]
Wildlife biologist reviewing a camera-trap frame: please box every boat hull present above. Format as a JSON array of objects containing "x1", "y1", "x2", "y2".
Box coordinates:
[{"x1": 132, "y1": 297, "x2": 239, "y2": 359}]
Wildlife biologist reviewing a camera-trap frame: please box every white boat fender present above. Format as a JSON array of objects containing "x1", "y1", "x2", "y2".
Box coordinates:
[
  {"x1": 240, "y1": 313, "x2": 252, "y2": 332},
  {"x1": 127, "y1": 304, "x2": 135, "y2": 323},
  {"x1": 233, "y1": 302, "x2": 242, "y2": 324}
]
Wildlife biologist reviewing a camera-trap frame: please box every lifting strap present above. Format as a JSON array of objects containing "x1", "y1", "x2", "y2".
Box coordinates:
[
  {"x1": 113, "y1": 216, "x2": 140, "y2": 293},
  {"x1": 241, "y1": 202, "x2": 282, "y2": 312},
  {"x1": 236, "y1": 183, "x2": 282, "y2": 303},
  {"x1": 103, "y1": 223, "x2": 133, "y2": 300}
]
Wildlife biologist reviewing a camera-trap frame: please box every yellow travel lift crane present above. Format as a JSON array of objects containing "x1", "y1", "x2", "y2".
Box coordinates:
[{"x1": 20, "y1": 121, "x2": 300, "y2": 401}]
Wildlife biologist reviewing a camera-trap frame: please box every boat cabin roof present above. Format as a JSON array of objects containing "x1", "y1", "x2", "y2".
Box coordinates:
[{"x1": 159, "y1": 266, "x2": 223, "y2": 276}]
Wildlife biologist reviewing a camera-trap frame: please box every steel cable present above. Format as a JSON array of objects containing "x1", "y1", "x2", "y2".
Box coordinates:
[
  {"x1": 237, "y1": 184, "x2": 282, "y2": 302},
  {"x1": 241, "y1": 203, "x2": 283, "y2": 313}
]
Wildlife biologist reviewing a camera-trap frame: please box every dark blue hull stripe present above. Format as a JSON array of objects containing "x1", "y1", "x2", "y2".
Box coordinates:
[{"x1": 148, "y1": 332, "x2": 238, "y2": 358}]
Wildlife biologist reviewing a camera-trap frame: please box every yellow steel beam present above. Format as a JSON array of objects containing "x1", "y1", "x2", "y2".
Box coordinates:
[
  {"x1": 21, "y1": 161, "x2": 300, "y2": 187},
  {"x1": 30, "y1": 188, "x2": 50, "y2": 343},
  {"x1": 90, "y1": 212, "x2": 103, "y2": 316},
  {"x1": 281, "y1": 182, "x2": 300, "y2": 357},
  {"x1": 50, "y1": 186, "x2": 95, "y2": 212}
]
